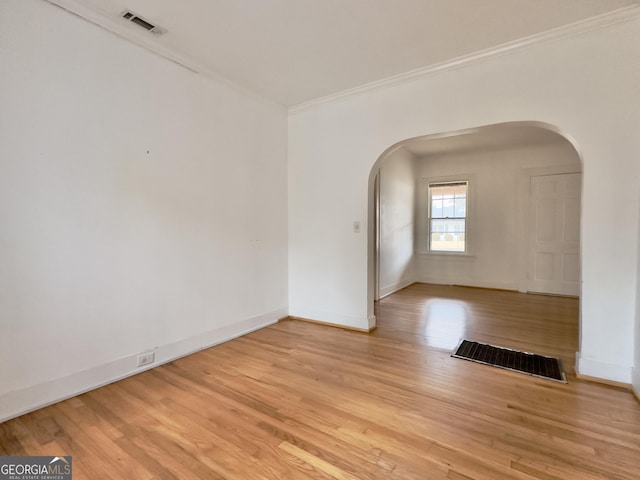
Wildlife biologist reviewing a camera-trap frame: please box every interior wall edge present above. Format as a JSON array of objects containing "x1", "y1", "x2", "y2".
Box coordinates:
[
  {"x1": 575, "y1": 353, "x2": 633, "y2": 385},
  {"x1": 632, "y1": 367, "x2": 640, "y2": 402}
]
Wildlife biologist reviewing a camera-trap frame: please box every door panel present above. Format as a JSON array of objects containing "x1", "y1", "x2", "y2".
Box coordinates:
[{"x1": 528, "y1": 173, "x2": 581, "y2": 296}]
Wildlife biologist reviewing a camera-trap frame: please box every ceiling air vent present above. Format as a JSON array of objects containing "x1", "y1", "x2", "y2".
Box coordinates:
[{"x1": 121, "y1": 10, "x2": 166, "y2": 35}]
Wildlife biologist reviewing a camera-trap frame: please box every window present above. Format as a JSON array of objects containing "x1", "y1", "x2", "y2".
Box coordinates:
[{"x1": 429, "y1": 181, "x2": 467, "y2": 252}]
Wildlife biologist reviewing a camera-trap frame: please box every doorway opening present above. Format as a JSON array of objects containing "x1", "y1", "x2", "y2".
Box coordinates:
[{"x1": 367, "y1": 121, "x2": 583, "y2": 330}]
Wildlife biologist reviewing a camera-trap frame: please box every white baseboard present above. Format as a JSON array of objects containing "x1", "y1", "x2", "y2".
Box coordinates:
[
  {"x1": 632, "y1": 366, "x2": 640, "y2": 400},
  {"x1": 575, "y1": 352, "x2": 632, "y2": 385},
  {"x1": 0, "y1": 308, "x2": 287, "y2": 423},
  {"x1": 288, "y1": 306, "x2": 371, "y2": 331},
  {"x1": 368, "y1": 315, "x2": 376, "y2": 331},
  {"x1": 379, "y1": 279, "x2": 415, "y2": 299},
  {"x1": 415, "y1": 276, "x2": 517, "y2": 291}
]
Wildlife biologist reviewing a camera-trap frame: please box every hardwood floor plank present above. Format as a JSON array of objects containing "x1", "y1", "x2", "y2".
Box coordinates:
[
  {"x1": 111, "y1": 436, "x2": 181, "y2": 480},
  {"x1": 278, "y1": 441, "x2": 362, "y2": 480},
  {"x1": 1, "y1": 284, "x2": 638, "y2": 479},
  {"x1": 128, "y1": 416, "x2": 227, "y2": 480}
]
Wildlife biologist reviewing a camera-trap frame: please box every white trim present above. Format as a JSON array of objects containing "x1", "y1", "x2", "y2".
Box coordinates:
[
  {"x1": 0, "y1": 308, "x2": 286, "y2": 423},
  {"x1": 633, "y1": 367, "x2": 640, "y2": 399},
  {"x1": 418, "y1": 251, "x2": 476, "y2": 258},
  {"x1": 414, "y1": 277, "x2": 517, "y2": 292},
  {"x1": 368, "y1": 315, "x2": 377, "y2": 331},
  {"x1": 518, "y1": 165, "x2": 583, "y2": 293},
  {"x1": 374, "y1": 172, "x2": 381, "y2": 301},
  {"x1": 288, "y1": 307, "x2": 371, "y2": 331},
  {"x1": 417, "y1": 174, "x2": 475, "y2": 256},
  {"x1": 290, "y1": 5, "x2": 640, "y2": 113},
  {"x1": 379, "y1": 279, "x2": 415, "y2": 299},
  {"x1": 43, "y1": 0, "x2": 285, "y2": 112},
  {"x1": 428, "y1": 181, "x2": 468, "y2": 254},
  {"x1": 43, "y1": 0, "x2": 640, "y2": 113},
  {"x1": 575, "y1": 352, "x2": 632, "y2": 384}
]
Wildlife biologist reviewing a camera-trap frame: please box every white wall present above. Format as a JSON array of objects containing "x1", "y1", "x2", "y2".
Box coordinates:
[
  {"x1": 414, "y1": 141, "x2": 580, "y2": 291},
  {"x1": 378, "y1": 149, "x2": 416, "y2": 297},
  {"x1": 288, "y1": 16, "x2": 640, "y2": 382},
  {"x1": 0, "y1": 0, "x2": 288, "y2": 421}
]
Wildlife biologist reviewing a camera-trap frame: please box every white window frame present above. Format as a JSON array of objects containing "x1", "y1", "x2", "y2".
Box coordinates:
[{"x1": 427, "y1": 180, "x2": 469, "y2": 254}]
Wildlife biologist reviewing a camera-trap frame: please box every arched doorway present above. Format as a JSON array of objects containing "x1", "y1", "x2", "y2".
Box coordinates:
[{"x1": 367, "y1": 121, "x2": 583, "y2": 329}]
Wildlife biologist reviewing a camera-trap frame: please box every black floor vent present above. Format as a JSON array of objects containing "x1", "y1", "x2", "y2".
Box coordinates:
[{"x1": 452, "y1": 339, "x2": 566, "y2": 383}]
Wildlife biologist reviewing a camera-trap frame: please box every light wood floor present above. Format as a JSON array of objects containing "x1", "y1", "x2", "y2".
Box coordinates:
[{"x1": 2, "y1": 283, "x2": 639, "y2": 479}]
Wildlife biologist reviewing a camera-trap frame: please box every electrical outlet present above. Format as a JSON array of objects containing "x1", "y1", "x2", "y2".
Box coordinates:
[{"x1": 136, "y1": 352, "x2": 155, "y2": 367}]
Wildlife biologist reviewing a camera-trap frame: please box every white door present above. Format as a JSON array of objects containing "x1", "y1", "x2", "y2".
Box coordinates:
[{"x1": 528, "y1": 173, "x2": 581, "y2": 296}]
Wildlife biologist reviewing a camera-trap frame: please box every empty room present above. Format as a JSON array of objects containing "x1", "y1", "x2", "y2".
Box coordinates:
[{"x1": 1, "y1": 0, "x2": 639, "y2": 479}]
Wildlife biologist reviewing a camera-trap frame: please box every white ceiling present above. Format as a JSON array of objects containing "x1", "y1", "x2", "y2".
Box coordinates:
[{"x1": 50, "y1": 0, "x2": 638, "y2": 107}]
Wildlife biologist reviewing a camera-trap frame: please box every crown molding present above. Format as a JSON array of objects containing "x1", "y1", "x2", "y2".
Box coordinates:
[
  {"x1": 43, "y1": 0, "x2": 286, "y2": 112},
  {"x1": 42, "y1": 0, "x2": 640, "y2": 113},
  {"x1": 289, "y1": 5, "x2": 640, "y2": 113}
]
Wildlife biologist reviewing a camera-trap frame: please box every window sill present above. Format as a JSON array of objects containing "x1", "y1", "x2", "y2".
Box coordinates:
[{"x1": 417, "y1": 251, "x2": 476, "y2": 258}]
